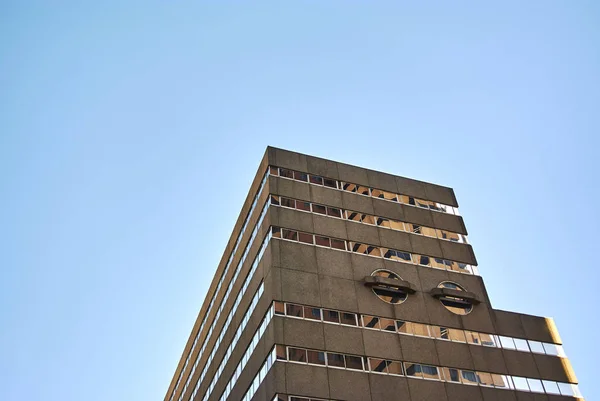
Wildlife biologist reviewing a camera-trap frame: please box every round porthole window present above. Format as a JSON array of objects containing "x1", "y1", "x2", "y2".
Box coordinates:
[
  {"x1": 436, "y1": 281, "x2": 473, "y2": 315},
  {"x1": 370, "y1": 270, "x2": 408, "y2": 305}
]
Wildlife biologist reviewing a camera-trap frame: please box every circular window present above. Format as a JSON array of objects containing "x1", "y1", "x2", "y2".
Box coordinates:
[
  {"x1": 370, "y1": 270, "x2": 408, "y2": 304},
  {"x1": 437, "y1": 281, "x2": 473, "y2": 315}
]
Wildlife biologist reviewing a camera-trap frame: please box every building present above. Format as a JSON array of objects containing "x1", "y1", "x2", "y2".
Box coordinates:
[{"x1": 164, "y1": 147, "x2": 582, "y2": 401}]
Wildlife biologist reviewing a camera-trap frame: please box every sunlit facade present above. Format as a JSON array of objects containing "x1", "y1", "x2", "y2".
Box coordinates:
[{"x1": 164, "y1": 147, "x2": 582, "y2": 401}]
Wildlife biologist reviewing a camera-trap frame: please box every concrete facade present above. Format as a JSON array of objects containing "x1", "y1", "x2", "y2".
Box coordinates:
[{"x1": 164, "y1": 147, "x2": 582, "y2": 401}]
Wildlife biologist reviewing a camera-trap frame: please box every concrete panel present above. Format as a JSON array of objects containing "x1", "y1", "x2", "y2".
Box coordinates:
[
  {"x1": 493, "y1": 311, "x2": 527, "y2": 339},
  {"x1": 393, "y1": 291, "x2": 431, "y2": 324},
  {"x1": 342, "y1": 192, "x2": 375, "y2": 215},
  {"x1": 432, "y1": 212, "x2": 468, "y2": 235},
  {"x1": 345, "y1": 221, "x2": 381, "y2": 246},
  {"x1": 395, "y1": 176, "x2": 428, "y2": 200},
  {"x1": 368, "y1": 374, "x2": 409, "y2": 401},
  {"x1": 481, "y1": 387, "x2": 518, "y2": 401},
  {"x1": 283, "y1": 318, "x2": 325, "y2": 349},
  {"x1": 503, "y1": 349, "x2": 541, "y2": 378},
  {"x1": 310, "y1": 185, "x2": 344, "y2": 209},
  {"x1": 515, "y1": 392, "x2": 549, "y2": 401},
  {"x1": 285, "y1": 363, "x2": 330, "y2": 399},
  {"x1": 440, "y1": 240, "x2": 477, "y2": 265},
  {"x1": 315, "y1": 246, "x2": 354, "y2": 280},
  {"x1": 362, "y1": 329, "x2": 403, "y2": 360},
  {"x1": 327, "y1": 368, "x2": 372, "y2": 401},
  {"x1": 323, "y1": 324, "x2": 365, "y2": 355},
  {"x1": 399, "y1": 335, "x2": 440, "y2": 366},
  {"x1": 307, "y1": 156, "x2": 340, "y2": 180},
  {"x1": 273, "y1": 207, "x2": 314, "y2": 235},
  {"x1": 533, "y1": 354, "x2": 573, "y2": 383},
  {"x1": 337, "y1": 162, "x2": 369, "y2": 186},
  {"x1": 354, "y1": 279, "x2": 396, "y2": 318},
  {"x1": 407, "y1": 378, "x2": 449, "y2": 401},
  {"x1": 372, "y1": 198, "x2": 405, "y2": 221},
  {"x1": 409, "y1": 235, "x2": 444, "y2": 259},
  {"x1": 280, "y1": 268, "x2": 321, "y2": 306},
  {"x1": 378, "y1": 229, "x2": 413, "y2": 254},
  {"x1": 520, "y1": 314, "x2": 561, "y2": 344},
  {"x1": 367, "y1": 169, "x2": 398, "y2": 193},
  {"x1": 381, "y1": 259, "x2": 421, "y2": 290},
  {"x1": 319, "y1": 275, "x2": 359, "y2": 312},
  {"x1": 424, "y1": 183, "x2": 458, "y2": 207},
  {"x1": 271, "y1": 148, "x2": 308, "y2": 172},
  {"x1": 435, "y1": 340, "x2": 475, "y2": 370},
  {"x1": 469, "y1": 345, "x2": 509, "y2": 374},
  {"x1": 273, "y1": 176, "x2": 311, "y2": 201},
  {"x1": 445, "y1": 382, "x2": 484, "y2": 401},
  {"x1": 349, "y1": 252, "x2": 386, "y2": 282},
  {"x1": 279, "y1": 239, "x2": 318, "y2": 274},
  {"x1": 313, "y1": 214, "x2": 348, "y2": 240},
  {"x1": 402, "y1": 205, "x2": 435, "y2": 227},
  {"x1": 461, "y1": 303, "x2": 496, "y2": 334}
]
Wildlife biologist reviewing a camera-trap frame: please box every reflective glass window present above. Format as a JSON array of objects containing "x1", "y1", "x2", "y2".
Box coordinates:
[
  {"x1": 396, "y1": 320, "x2": 411, "y2": 335},
  {"x1": 288, "y1": 348, "x2": 307, "y2": 362},
  {"x1": 274, "y1": 301, "x2": 285, "y2": 315},
  {"x1": 312, "y1": 204, "x2": 327, "y2": 215},
  {"x1": 415, "y1": 255, "x2": 430, "y2": 266},
  {"x1": 461, "y1": 370, "x2": 478, "y2": 385},
  {"x1": 371, "y1": 189, "x2": 397, "y2": 201},
  {"x1": 345, "y1": 211, "x2": 362, "y2": 222},
  {"x1": 389, "y1": 220, "x2": 405, "y2": 231},
  {"x1": 527, "y1": 378, "x2": 544, "y2": 393},
  {"x1": 341, "y1": 312, "x2": 357, "y2": 326},
  {"x1": 269, "y1": 166, "x2": 279, "y2": 176},
  {"x1": 270, "y1": 195, "x2": 280, "y2": 205},
  {"x1": 323, "y1": 309, "x2": 340, "y2": 324},
  {"x1": 422, "y1": 365, "x2": 439, "y2": 380},
  {"x1": 442, "y1": 367, "x2": 460, "y2": 382},
  {"x1": 315, "y1": 235, "x2": 331, "y2": 247},
  {"x1": 499, "y1": 336, "x2": 516, "y2": 350},
  {"x1": 296, "y1": 201, "x2": 311, "y2": 212},
  {"x1": 362, "y1": 315, "x2": 380, "y2": 329},
  {"x1": 361, "y1": 214, "x2": 376, "y2": 225},
  {"x1": 542, "y1": 380, "x2": 561, "y2": 394},
  {"x1": 407, "y1": 223, "x2": 422, "y2": 234},
  {"x1": 272, "y1": 227, "x2": 282, "y2": 238},
  {"x1": 276, "y1": 345, "x2": 287, "y2": 360},
  {"x1": 376, "y1": 217, "x2": 391, "y2": 228},
  {"x1": 429, "y1": 326, "x2": 447, "y2": 340},
  {"x1": 558, "y1": 382, "x2": 576, "y2": 397},
  {"x1": 431, "y1": 258, "x2": 447, "y2": 270},
  {"x1": 304, "y1": 306, "x2": 321, "y2": 320},
  {"x1": 370, "y1": 270, "x2": 407, "y2": 304},
  {"x1": 279, "y1": 168, "x2": 294, "y2": 179},
  {"x1": 449, "y1": 328, "x2": 467, "y2": 342},
  {"x1": 491, "y1": 374, "x2": 511, "y2": 389},
  {"x1": 404, "y1": 363, "x2": 423, "y2": 378},
  {"x1": 327, "y1": 207, "x2": 342, "y2": 218},
  {"x1": 477, "y1": 372, "x2": 494, "y2": 386},
  {"x1": 413, "y1": 323, "x2": 430, "y2": 337},
  {"x1": 543, "y1": 343, "x2": 560, "y2": 356},
  {"x1": 514, "y1": 338, "x2": 530, "y2": 352},
  {"x1": 437, "y1": 282, "x2": 473, "y2": 315},
  {"x1": 420, "y1": 226, "x2": 437, "y2": 238},
  {"x1": 309, "y1": 175, "x2": 324, "y2": 185},
  {"x1": 344, "y1": 355, "x2": 364, "y2": 370},
  {"x1": 298, "y1": 232, "x2": 313, "y2": 244},
  {"x1": 282, "y1": 229, "x2": 298, "y2": 241},
  {"x1": 330, "y1": 239, "x2": 346, "y2": 250},
  {"x1": 293, "y1": 171, "x2": 308, "y2": 182},
  {"x1": 466, "y1": 331, "x2": 480, "y2": 345},
  {"x1": 323, "y1": 178, "x2": 338, "y2": 188},
  {"x1": 528, "y1": 340, "x2": 545, "y2": 354},
  {"x1": 479, "y1": 333, "x2": 498, "y2": 347},
  {"x1": 512, "y1": 376, "x2": 529, "y2": 391},
  {"x1": 307, "y1": 350, "x2": 326, "y2": 365},
  {"x1": 369, "y1": 358, "x2": 388, "y2": 373},
  {"x1": 327, "y1": 352, "x2": 345, "y2": 368},
  {"x1": 387, "y1": 361, "x2": 403, "y2": 376},
  {"x1": 380, "y1": 318, "x2": 396, "y2": 332},
  {"x1": 286, "y1": 303, "x2": 303, "y2": 317}
]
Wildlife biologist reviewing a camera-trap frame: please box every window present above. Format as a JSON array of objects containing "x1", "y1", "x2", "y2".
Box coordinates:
[
  {"x1": 293, "y1": 171, "x2": 308, "y2": 182},
  {"x1": 279, "y1": 168, "x2": 294, "y2": 179},
  {"x1": 286, "y1": 303, "x2": 303, "y2": 317},
  {"x1": 288, "y1": 348, "x2": 307, "y2": 362},
  {"x1": 344, "y1": 355, "x2": 364, "y2": 370},
  {"x1": 312, "y1": 204, "x2": 327, "y2": 215},
  {"x1": 298, "y1": 232, "x2": 313, "y2": 244},
  {"x1": 422, "y1": 365, "x2": 439, "y2": 380},
  {"x1": 323, "y1": 309, "x2": 340, "y2": 324},
  {"x1": 362, "y1": 315, "x2": 380, "y2": 329},
  {"x1": 369, "y1": 358, "x2": 388, "y2": 373},
  {"x1": 461, "y1": 370, "x2": 478, "y2": 385},
  {"x1": 542, "y1": 380, "x2": 561, "y2": 394},
  {"x1": 315, "y1": 235, "x2": 331, "y2": 247},
  {"x1": 304, "y1": 306, "x2": 321, "y2": 320},
  {"x1": 296, "y1": 201, "x2": 311, "y2": 212},
  {"x1": 323, "y1": 178, "x2": 338, "y2": 188},
  {"x1": 387, "y1": 361, "x2": 403, "y2": 375},
  {"x1": 326, "y1": 207, "x2": 342, "y2": 218},
  {"x1": 327, "y1": 352, "x2": 345, "y2": 368},
  {"x1": 514, "y1": 338, "x2": 530, "y2": 352},
  {"x1": 280, "y1": 197, "x2": 295, "y2": 208},
  {"x1": 437, "y1": 281, "x2": 473, "y2": 315},
  {"x1": 380, "y1": 318, "x2": 396, "y2": 332},
  {"x1": 412, "y1": 323, "x2": 430, "y2": 337},
  {"x1": 442, "y1": 367, "x2": 460, "y2": 382},
  {"x1": 282, "y1": 229, "x2": 298, "y2": 241},
  {"x1": 376, "y1": 217, "x2": 391, "y2": 228},
  {"x1": 512, "y1": 377, "x2": 529, "y2": 391},
  {"x1": 341, "y1": 312, "x2": 357, "y2": 326},
  {"x1": 371, "y1": 189, "x2": 397, "y2": 201},
  {"x1": 330, "y1": 239, "x2": 346, "y2": 251},
  {"x1": 370, "y1": 270, "x2": 408, "y2": 304},
  {"x1": 404, "y1": 363, "x2": 423, "y2": 378},
  {"x1": 527, "y1": 378, "x2": 544, "y2": 393},
  {"x1": 527, "y1": 340, "x2": 545, "y2": 354},
  {"x1": 307, "y1": 350, "x2": 326, "y2": 365},
  {"x1": 396, "y1": 320, "x2": 411, "y2": 335},
  {"x1": 309, "y1": 175, "x2": 324, "y2": 185},
  {"x1": 274, "y1": 301, "x2": 285, "y2": 315}
]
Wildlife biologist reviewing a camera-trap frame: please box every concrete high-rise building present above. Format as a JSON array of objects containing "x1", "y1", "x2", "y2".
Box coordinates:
[{"x1": 164, "y1": 147, "x2": 582, "y2": 401}]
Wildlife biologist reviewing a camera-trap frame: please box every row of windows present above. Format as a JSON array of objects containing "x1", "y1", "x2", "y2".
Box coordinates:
[
  {"x1": 269, "y1": 166, "x2": 460, "y2": 215},
  {"x1": 271, "y1": 226, "x2": 478, "y2": 275},
  {"x1": 185, "y1": 200, "x2": 271, "y2": 401},
  {"x1": 273, "y1": 396, "x2": 333, "y2": 401},
  {"x1": 199, "y1": 282, "x2": 264, "y2": 401},
  {"x1": 241, "y1": 343, "x2": 278, "y2": 401},
  {"x1": 219, "y1": 301, "x2": 274, "y2": 401},
  {"x1": 170, "y1": 171, "x2": 269, "y2": 401},
  {"x1": 275, "y1": 345, "x2": 581, "y2": 397},
  {"x1": 270, "y1": 194, "x2": 468, "y2": 244},
  {"x1": 273, "y1": 301, "x2": 566, "y2": 357}
]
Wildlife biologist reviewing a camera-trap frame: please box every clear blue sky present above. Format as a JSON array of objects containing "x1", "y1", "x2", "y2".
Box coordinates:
[{"x1": 1, "y1": 2, "x2": 599, "y2": 400}]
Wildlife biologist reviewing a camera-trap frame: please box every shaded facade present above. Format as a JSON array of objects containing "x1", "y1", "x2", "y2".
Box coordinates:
[{"x1": 164, "y1": 147, "x2": 582, "y2": 401}]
